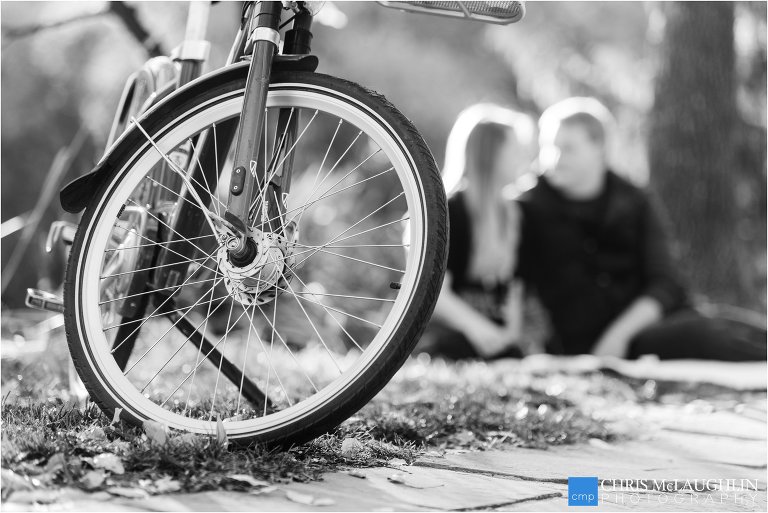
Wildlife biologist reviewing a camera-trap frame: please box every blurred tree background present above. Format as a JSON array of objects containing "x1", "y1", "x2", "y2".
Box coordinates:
[{"x1": 1, "y1": 1, "x2": 765, "y2": 313}]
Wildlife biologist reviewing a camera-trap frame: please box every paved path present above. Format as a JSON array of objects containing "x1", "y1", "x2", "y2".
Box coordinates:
[{"x1": 4, "y1": 359, "x2": 766, "y2": 511}]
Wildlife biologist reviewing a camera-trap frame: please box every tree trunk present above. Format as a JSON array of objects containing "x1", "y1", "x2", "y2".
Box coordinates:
[{"x1": 648, "y1": 2, "x2": 756, "y2": 307}]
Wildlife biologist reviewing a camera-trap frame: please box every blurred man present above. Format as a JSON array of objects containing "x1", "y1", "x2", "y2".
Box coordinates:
[{"x1": 515, "y1": 97, "x2": 765, "y2": 360}]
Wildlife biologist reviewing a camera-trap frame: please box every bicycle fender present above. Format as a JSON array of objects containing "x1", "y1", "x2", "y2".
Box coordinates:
[{"x1": 60, "y1": 55, "x2": 319, "y2": 214}]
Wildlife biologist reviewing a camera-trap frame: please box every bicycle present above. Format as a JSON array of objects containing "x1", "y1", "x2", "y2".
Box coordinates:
[{"x1": 27, "y1": 0, "x2": 525, "y2": 446}]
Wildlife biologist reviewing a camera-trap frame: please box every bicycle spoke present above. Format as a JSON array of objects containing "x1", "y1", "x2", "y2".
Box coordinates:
[
  {"x1": 235, "y1": 302, "x2": 257, "y2": 414},
  {"x1": 310, "y1": 248, "x2": 405, "y2": 273},
  {"x1": 289, "y1": 290, "x2": 395, "y2": 303},
  {"x1": 102, "y1": 289, "x2": 230, "y2": 329},
  {"x1": 144, "y1": 174, "x2": 220, "y2": 218},
  {"x1": 213, "y1": 122, "x2": 220, "y2": 200},
  {"x1": 291, "y1": 242, "x2": 409, "y2": 249},
  {"x1": 108, "y1": 247, "x2": 219, "y2": 354},
  {"x1": 151, "y1": 300, "x2": 251, "y2": 397},
  {"x1": 293, "y1": 145, "x2": 379, "y2": 228},
  {"x1": 184, "y1": 271, "x2": 221, "y2": 415},
  {"x1": 126, "y1": 198, "x2": 214, "y2": 258},
  {"x1": 250, "y1": 108, "x2": 295, "y2": 213},
  {"x1": 260, "y1": 166, "x2": 394, "y2": 235},
  {"x1": 99, "y1": 255, "x2": 211, "y2": 281},
  {"x1": 281, "y1": 282, "x2": 383, "y2": 328},
  {"x1": 100, "y1": 277, "x2": 222, "y2": 308},
  {"x1": 208, "y1": 299, "x2": 235, "y2": 420},
  {"x1": 288, "y1": 270, "x2": 365, "y2": 352},
  {"x1": 188, "y1": 135, "x2": 226, "y2": 216},
  {"x1": 110, "y1": 223, "x2": 221, "y2": 277},
  {"x1": 160, "y1": 305, "x2": 251, "y2": 406},
  {"x1": 262, "y1": 291, "x2": 278, "y2": 416},
  {"x1": 131, "y1": 117, "x2": 220, "y2": 237},
  {"x1": 241, "y1": 300, "x2": 294, "y2": 408},
  {"x1": 292, "y1": 193, "x2": 405, "y2": 269},
  {"x1": 125, "y1": 276, "x2": 223, "y2": 375},
  {"x1": 281, "y1": 277, "x2": 342, "y2": 374},
  {"x1": 253, "y1": 301, "x2": 318, "y2": 394},
  {"x1": 104, "y1": 234, "x2": 215, "y2": 253}
]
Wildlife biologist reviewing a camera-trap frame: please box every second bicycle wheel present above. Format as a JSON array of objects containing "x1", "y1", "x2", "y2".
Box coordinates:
[{"x1": 64, "y1": 68, "x2": 447, "y2": 446}]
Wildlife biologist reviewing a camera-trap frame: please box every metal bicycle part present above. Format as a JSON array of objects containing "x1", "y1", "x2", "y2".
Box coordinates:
[{"x1": 64, "y1": 71, "x2": 447, "y2": 445}]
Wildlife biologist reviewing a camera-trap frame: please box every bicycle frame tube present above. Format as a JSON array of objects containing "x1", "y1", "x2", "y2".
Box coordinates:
[{"x1": 178, "y1": 2, "x2": 211, "y2": 85}]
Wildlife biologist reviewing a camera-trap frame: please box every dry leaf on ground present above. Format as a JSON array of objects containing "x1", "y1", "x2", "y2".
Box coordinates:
[
  {"x1": 152, "y1": 475, "x2": 182, "y2": 494},
  {"x1": 80, "y1": 426, "x2": 106, "y2": 441},
  {"x1": 340, "y1": 437, "x2": 365, "y2": 458},
  {"x1": 79, "y1": 469, "x2": 106, "y2": 490},
  {"x1": 143, "y1": 420, "x2": 168, "y2": 446},
  {"x1": 286, "y1": 490, "x2": 335, "y2": 506},
  {"x1": 111, "y1": 408, "x2": 123, "y2": 426},
  {"x1": 92, "y1": 453, "x2": 125, "y2": 475},
  {"x1": 227, "y1": 474, "x2": 270, "y2": 487},
  {"x1": 216, "y1": 417, "x2": 228, "y2": 449},
  {"x1": 107, "y1": 486, "x2": 150, "y2": 499}
]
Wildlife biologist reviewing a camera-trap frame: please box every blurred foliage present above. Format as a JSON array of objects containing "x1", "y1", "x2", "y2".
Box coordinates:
[{"x1": 1, "y1": 1, "x2": 765, "y2": 311}]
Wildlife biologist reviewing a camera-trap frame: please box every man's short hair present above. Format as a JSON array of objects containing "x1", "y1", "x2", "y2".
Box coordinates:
[{"x1": 539, "y1": 97, "x2": 615, "y2": 148}]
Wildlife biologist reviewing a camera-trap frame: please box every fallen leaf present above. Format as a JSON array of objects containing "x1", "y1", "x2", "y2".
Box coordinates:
[
  {"x1": 588, "y1": 438, "x2": 612, "y2": 449},
  {"x1": 143, "y1": 420, "x2": 168, "y2": 446},
  {"x1": 285, "y1": 490, "x2": 335, "y2": 506},
  {"x1": 347, "y1": 470, "x2": 366, "y2": 479},
  {"x1": 152, "y1": 475, "x2": 181, "y2": 494},
  {"x1": 108, "y1": 440, "x2": 131, "y2": 453},
  {"x1": 227, "y1": 474, "x2": 270, "y2": 487},
  {"x1": 386, "y1": 473, "x2": 444, "y2": 490},
  {"x1": 81, "y1": 426, "x2": 107, "y2": 441},
  {"x1": 173, "y1": 432, "x2": 199, "y2": 447},
  {"x1": 106, "y1": 487, "x2": 149, "y2": 499},
  {"x1": 1, "y1": 469, "x2": 34, "y2": 499},
  {"x1": 454, "y1": 430, "x2": 475, "y2": 445},
  {"x1": 111, "y1": 408, "x2": 123, "y2": 426},
  {"x1": 79, "y1": 469, "x2": 106, "y2": 490},
  {"x1": 216, "y1": 416, "x2": 228, "y2": 449},
  {"x1": 340, "y1": 437, "x2": 364, "y2": 458},
  {"x1": 285, "y1": 490, "x2": 315, "y2": 505},
  {"x1": 5, "y1": 488, "x2": 62, "y2": 504},
  {"x1": 92, "y1": 453, "x2": 125, "y2": 475},
  {"x1": 44, "y1": 453, "x2": 67, "y2": 473},
  {"x1": 249, "y1": 485, "x2": 278, "y2": 495}
]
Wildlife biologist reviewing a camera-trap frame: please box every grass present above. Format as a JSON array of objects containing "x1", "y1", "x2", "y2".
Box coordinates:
[{"x1": 2, "y1": 329, "x2": 761, "y2": 499}]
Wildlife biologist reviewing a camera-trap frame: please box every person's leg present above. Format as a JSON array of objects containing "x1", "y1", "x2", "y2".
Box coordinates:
[
  {"x1": 413, "y1": 321, "x2": 481, "y2": 360},
  {"x1": 627, "y1": 309, "x2": 767, "y2": 361}
]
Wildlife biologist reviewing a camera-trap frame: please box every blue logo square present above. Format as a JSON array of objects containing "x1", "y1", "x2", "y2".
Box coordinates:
[{"x1": 568, "y1": 476, "x2": 598, "y2": 506}]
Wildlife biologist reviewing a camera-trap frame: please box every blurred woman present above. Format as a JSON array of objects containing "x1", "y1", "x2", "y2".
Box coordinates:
[{"x1": 414, "y1": 104, "x2": 537, "y2": 360}]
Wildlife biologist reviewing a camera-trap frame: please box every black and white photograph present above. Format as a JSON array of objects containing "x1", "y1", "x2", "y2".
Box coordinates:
[{"x1": 1, "y1": 1, "x2": 766, "y2": 511}]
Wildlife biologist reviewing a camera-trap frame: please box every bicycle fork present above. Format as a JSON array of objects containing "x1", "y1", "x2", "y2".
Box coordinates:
[
  {"x1": 156, "y1": 1, "x2": 302, "y2": 293},
  {"x1": 224, "y1": 1, "x2": 286, "y2": 262}
]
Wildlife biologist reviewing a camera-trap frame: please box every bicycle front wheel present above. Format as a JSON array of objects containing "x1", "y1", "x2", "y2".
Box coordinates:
[{"x1": 64, "y1": 70, "x2": 447, "y2": 446}]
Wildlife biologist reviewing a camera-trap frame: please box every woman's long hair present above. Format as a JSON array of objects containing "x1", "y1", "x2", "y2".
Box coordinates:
[{"x1": 442, "y1": 103, "x2": 535, "y2": 198}]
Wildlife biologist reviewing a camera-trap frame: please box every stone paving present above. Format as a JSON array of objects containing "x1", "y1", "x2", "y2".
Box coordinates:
[{"x1": 4, "y1": 359, "x2": 766, "y2": 512}]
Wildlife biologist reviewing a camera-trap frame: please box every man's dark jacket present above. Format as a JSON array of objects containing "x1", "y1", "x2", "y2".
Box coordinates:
[{"x1": 515, "y1": 170, "x2": 688, "y2": 354}]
